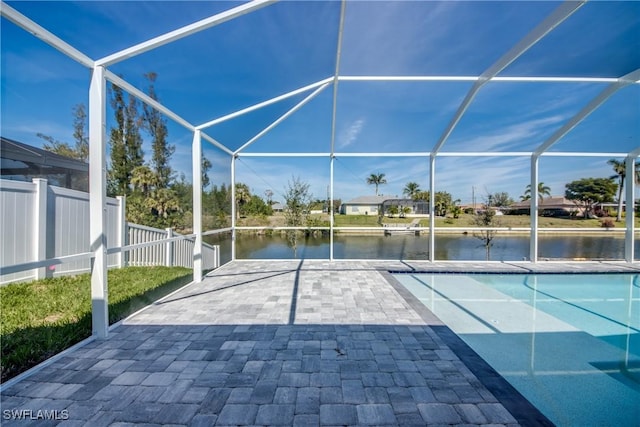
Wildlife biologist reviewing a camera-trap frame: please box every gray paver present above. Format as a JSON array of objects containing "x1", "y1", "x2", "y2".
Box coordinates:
[
  {"x1": 110, "y1": 372, "x2": 149, "y2": 386},
  {"x1": 478, "y1": 402, "x2": 519, "y2": 423},
  {"x1": 274, "y1": 387, "x2": 297, "y2": 404},
  {"x1": 250, "y1": 380, "x2": 277, "y2": 404},
  {"x1": 319, "y1": 404, "x2": 357, "y2": 425},
  {"x1": 418, "y1": 402, "x2": 463, "y2": 424},
  {"x1": 456, "y1": 403, "x2": 489, "y2": 424},
  {"x1": 216, "y1": 404, "x2": 258, "y2": 425},
  {"x1": 0, "y1": 260, "x2": 540, "y2": 427},
  {"x1": 356, "y1": 403, "x2": 397, "y2": 425},
  {"x1": 293, "y1": 413, "x2": 320, "y2": 427},
  {"x1": 295, "y1": 387, "x2": 320, "y2": 414},
  {"x1": 155, "y1": 403, "x2": 199, "y2": 424},
  {"x1": 189, "y1": 413, "x2": 218, "y2": 427},
  {"x1": 255, "y1": 404, "x2": 295, "y2": 425},
  {"x1": 227, "y1": 387, "x2": 253, "y2": 403},
  {"x1": 342, "y1": 380, "x2": 366, "y2": 404}
]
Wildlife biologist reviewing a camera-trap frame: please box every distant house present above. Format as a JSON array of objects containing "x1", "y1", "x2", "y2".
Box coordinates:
[
  {"x1": 340, "y1": 195, "x2": 388, "y2": 215},
  {"x1": 271, "y1": 202, "x2": 284, "y2": 212},
  {"x1": 509, "y1": 196, "x2": 579, "y2": 217},
  {"x1": 1, "y1": 137, "x2": 88, "y2": 191},
  {"x1": 340, "y1": 196, "x2": 427, "y2": 216}
]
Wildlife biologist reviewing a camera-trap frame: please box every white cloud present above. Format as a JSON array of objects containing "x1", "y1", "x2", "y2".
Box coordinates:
[
  {"x1": 338, "y1": 119, "x2": 365, "y2": 148},
  {"x1": 451, "y1": 115, "x2": 567, "y2": 152}
]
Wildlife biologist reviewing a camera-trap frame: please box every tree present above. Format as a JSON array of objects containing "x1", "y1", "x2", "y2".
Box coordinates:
[
  {"x1": 522, "y1": 182, "x2": 551, "y2": 202},
  {"x1": 264, "y1": 189, "x2": 274, "y2": 205},
  {"x1": 472, "y1": 198, "x2": 502, "y2": 261},
  {"x1": 387, "y1": 205, "x2": 398, "y2": 217},
  {"x1": 565, "y1": 177, "x2": 617, "y2": 219},
  {"x1": 283, "y1": 176, "x2": 312, "y2": 258},
  {"x1": 366, "y1": 173, "x2": 387, "y2": 196},
  {"x1": 414, "y1": 191, "x2": 430, "y2": 202},
  {"x1": 146, "y1": 188, "x2": 181, "y2": 222},
  {"x1": 128, "y1": 165, "x2": 181, "y2": 228},
  {"x1": 245, "y1": 195, "x2": 272, "y2": 217},
  {"x1": 434, "y1": 191, "x2": 456, "y2": 217},
  {"x1": 142, "y1": 72, "x2": 174, "y2": 188},
  {"x1": 202, "y1": 156, "x2": 212, "y2": 190},
  {"x1": 203, "y1": 183, "x2": 232, "y2": 229},
  {"x1": 235, "y1": 183, "x2": 251, "y2": 219},
  {"x1": 403, "y1": 182, "x2": 420, "y2": 199},
  {"x1": 491, "y1": 192, "x2": 514, "y2": 208},
  {"x1": 108, "y1": 84, "x2": 144, "y2": 196},
  {"x1": 608, "y1": 159, "x2": 640, "y2": 222},
  {"x1": 130, "y1": 165, "x2": 157, "y2": 196},
  {"x1": 38, "y1": 104, "x2": 89, "y2": 162},
  {"x1": 71, "y1": 104, "x2": 89, "y2": 161}
]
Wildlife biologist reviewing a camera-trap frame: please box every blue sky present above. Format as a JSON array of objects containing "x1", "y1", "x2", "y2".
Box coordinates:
[{"x1": 1, "y1": 1, "x2": 639, "y2": 205}]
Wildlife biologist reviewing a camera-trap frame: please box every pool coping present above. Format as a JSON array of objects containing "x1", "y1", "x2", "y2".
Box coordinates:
[{"x1": 382, "y1": 271, "x2": 556, "y2": 427}]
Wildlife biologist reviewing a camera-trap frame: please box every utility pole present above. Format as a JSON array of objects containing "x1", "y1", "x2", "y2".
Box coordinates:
[{"x1": 472, "y1": 186, "x2": 476, "y2": 213}]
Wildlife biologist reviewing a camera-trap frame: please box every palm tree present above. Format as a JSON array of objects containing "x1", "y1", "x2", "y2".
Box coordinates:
[
  {"x1": 522, "y1": 182, "x2": 551, "y2": 203},
  {"x1": 608, "y1": 159, "x2": 640, "y2": 222},
  {"x1": 235, "y1": 183, "x2": 251, "y2": 220},
  {"x1": 366, "y1": 173, "x2": 387, "y2": 196},
  {"x1": 403, "y1": 182, "x2": 420, "y2": 199},
  {"x1": 130, "y1": 165, "x2": 158, "y2": 196}
]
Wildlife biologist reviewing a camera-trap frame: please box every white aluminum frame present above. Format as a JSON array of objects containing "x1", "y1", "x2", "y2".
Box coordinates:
[{"x1": 2, "y1": 0, "x2": 639, "y2": 338}]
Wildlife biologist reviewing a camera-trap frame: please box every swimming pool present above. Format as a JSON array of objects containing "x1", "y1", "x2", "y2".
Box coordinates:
[{"x1": 393, "y1": 273, "x2": 640, "y2": 427}]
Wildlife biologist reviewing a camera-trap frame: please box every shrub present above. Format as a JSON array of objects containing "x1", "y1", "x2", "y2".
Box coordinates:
[{"x1": 601, "y1": 218, "x2": 615, "y2": 228}]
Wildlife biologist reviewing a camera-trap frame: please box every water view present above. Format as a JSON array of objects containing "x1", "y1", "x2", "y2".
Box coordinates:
[{"x1": 205, "y1": 233, "x2": 639, "y2": 264}]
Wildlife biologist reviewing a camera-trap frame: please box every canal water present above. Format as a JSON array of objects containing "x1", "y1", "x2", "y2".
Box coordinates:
[{"x1": 205, "y1": 233, "x2": 637, "y2": 264}]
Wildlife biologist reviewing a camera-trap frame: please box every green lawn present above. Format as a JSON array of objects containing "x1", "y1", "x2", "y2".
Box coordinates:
[
  {"x1": 333, "y1": 214, "x2": 638, "y2": 228},
  {"x1": 0, "y1": 266, "x2": 192, "y2": 382}
]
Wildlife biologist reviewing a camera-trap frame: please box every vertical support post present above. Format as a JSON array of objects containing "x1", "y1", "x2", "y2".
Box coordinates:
[
  {"x1": 231, "y1": 155, "x2": 237, "y2": 261},
  {"x1": 89, "y1": 65, "x2": 108, "y2": 339},
  {"x1": 33, "y1": 178, "x2": 48, "y2": 279},
  {"x1": 192, "y1": 130, "x2": 203, "y2": 282},
  {"x1": 116, "y1": 195, "x2": 126, "y2": 268},
  {"x1": 624, "y1": 155, "x2": 635, "y2": 262},
  {"x1": 429, "y1": 155, "x2": 436, "y2": 262},
  {"x1": 530, "y1": 155, "x2": 539, "y2": 263},
  {"x1": 165, "y1": 228, "x2": 174, "y2": 267},
  {"x1": 330, "y1": 156, "x2": 334, "y2": 261}
]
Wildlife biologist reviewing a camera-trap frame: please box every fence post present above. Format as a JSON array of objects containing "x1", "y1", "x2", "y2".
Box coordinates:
[
  {"x1": 165, "y1": 228, "x2": 173, "y2": 267},
  {"x1": 116, "y1": 196, "x2": 126, "y2": 268},
  {"x1": 33, "y1": 178, "x2": 49, "y2": 279}
]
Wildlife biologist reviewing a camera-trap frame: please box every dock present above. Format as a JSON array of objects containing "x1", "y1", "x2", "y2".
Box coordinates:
[{"x1": 383, "y1": 219, "x2": 421, "y2": 236}]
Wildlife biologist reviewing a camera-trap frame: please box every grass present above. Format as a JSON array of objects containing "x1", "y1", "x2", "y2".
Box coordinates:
[
  {"x1": 233, "y1": 213, "x2": 639, "y2": 230},
  {"x1": 0, "y1": 266, "x2": 192, "y2": 383},
  {"x1": 333, "y1": 214, "x2": 639, "y2": 229}
]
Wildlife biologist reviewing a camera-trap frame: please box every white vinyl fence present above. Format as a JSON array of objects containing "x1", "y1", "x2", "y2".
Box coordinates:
[
  {"x1": 0, "y1": 178, "x2": 219, "y2": 285},
  {"x1": 127, "y1": 223, "x2": 219, "y2": 269}
]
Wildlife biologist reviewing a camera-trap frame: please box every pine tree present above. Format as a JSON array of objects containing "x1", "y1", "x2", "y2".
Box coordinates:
[
  {"x1": 38, "y1": 103, "x2": 89, "y2": 162},
  {"x1": 142, "y1": 72, "x2": 174, "y2": 189},
  {"x1": 107, "y1": 83, "x2": 143, "y2": 196},
  {"x1": 108, "y1": 83, "x2": 127, "y2": 196}
]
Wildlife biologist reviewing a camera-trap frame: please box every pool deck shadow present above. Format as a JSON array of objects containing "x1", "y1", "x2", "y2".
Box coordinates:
[{"x1": 1, "y1": 260, "x2": 636, "y2": 426}]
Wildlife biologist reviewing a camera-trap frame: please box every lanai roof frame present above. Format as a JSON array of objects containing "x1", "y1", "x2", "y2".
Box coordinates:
[{"x1": 1, "y1": 0, "x2": 639, "y2": 338}]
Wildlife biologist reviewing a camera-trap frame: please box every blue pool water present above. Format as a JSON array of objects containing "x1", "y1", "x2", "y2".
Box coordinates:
[{"x1": 394, "y1": 273, "x2": 640, "y2": 427}]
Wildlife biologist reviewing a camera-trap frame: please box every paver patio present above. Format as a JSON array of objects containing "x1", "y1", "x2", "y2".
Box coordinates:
[{"x1": 2, "y1": 260, "x2": 637, "y2": 426}]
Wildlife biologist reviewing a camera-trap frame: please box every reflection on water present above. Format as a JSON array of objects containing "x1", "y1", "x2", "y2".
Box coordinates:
[{"x1": 203, "y1": 233, "x2": 638, "y2": 262}]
